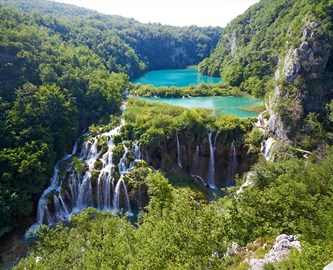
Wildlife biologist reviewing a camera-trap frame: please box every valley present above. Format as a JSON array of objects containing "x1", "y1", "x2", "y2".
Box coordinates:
[{"x1": 0, "y1": 0, "x2": 333, "y2": 269}]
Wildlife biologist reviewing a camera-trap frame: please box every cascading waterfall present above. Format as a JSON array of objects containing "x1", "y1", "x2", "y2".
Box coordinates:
[
  {"x1": 261, "y1": 137, "x2": 276, "y2": 161},
  {"x1": 207, "y1": 131, "x2": 216, "y2": 189},
  {"x1": 132, "y1": 141, "x2": 141, "y2": 160},
  {"x1": 227, "y1": 140, "x2": 237, "y2": 186},
  {"x1": 119, "y1": 141, "x2": 129, "y2": 174},
  {"x1": 236, "y1": 171, "x2": 254, "y2": 194},
  {"x1": 97, "y1": 135, "x2": 114, "y2": 210},
  {"x1": 190, "y1": 146, "x2": 206, "y2": 185},
  {"x1": 112, "y1": 175, "x2": 132, "y2": 216},
  {"x1": 35, "y1": 144, "x2": 77, "y2": 226},
  {"x1": 28, "y1": 122, "x2": 140, "y2": 235},
  {"x1": 54, "y1": 193, "x2": 70, "y2": 222},
  {"x1": 176, "y1": 132, "x2": 182, "y2": 168}
]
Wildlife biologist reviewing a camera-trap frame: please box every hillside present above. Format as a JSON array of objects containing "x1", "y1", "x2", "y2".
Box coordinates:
[
  {"x1": 1, "y1": 0, "x2": 333, "y2": 269},
  {"x1": 199, "y1": 0, "x2": 333, "y2": 150},
  {"x1": 0, "y1": 0, "x2": 220, "y2": 243},
  {"x1": 1, "y1": 0, "x2": 221, "y2": 77}
]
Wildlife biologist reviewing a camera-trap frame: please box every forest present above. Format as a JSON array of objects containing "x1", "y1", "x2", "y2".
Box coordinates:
[
  {"x1": 0, "y1": 0, "x2": 333, "y2": 269},
  {"x1": 0, "y1": 0, "x2": 220, "y2": 241}
]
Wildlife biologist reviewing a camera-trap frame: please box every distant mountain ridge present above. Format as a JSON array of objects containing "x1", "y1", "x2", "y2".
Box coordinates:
[{"x1": 1, "y1": 0, "x2": 222, "y2": 78}]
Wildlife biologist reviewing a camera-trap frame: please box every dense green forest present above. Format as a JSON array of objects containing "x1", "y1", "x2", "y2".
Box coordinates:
[
  {"x1": 1, "y1": 0, "x2": 221, "y2": 77},
  {"x1": 0, "y1": 0, "x2": 220, "y2": 240},
  {"x1": 1, "y1": 0, "x2": 333, "y2": 269}
]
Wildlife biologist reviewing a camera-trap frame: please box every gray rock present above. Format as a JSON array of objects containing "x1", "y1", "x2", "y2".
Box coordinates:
[
  {"x1": 282, "y1": 49, "x2": 301, "y2": 83},
  {"x1": 303, "y1": 27, "x2": 312, "y2": 39},
  {"x1": 248, "y1": 234, "x2": 301, "y2": 270},
  {"x1": 230, "y1": 33, "x2": 237, "y2": 56},
  {"x1": 268, "y1": 17, "x2": 331, "y2": 142},
  {"x1": 309, "y1": 22, "x2": 319, "y2": 28},
  {"x1": 324, "y1": 262, "x2": 333, "y2": 270}
]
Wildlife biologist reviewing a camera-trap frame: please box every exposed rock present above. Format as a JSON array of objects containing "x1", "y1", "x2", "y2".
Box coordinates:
[
  {"x1": 324, "y1": 262, "x2": 333, "y2": 270},
  {"x1": 268, "y1": 15, "x2": 331, "y2": 143},
  {"x1": 283, "y1": 48, "x2": 301, "y2": 83},
  {"x1": 143, "y1": 129, "x2": 252, "y2": 188},
  {"x1": 224, "y1": 242, "x2": 248, "y2": 257},
  {"x1": 248, "y1": 234, "x2": 301, "y2": 270},
  {"x1": 230, "y1": 33, "x2": 237, "y2": 56}
]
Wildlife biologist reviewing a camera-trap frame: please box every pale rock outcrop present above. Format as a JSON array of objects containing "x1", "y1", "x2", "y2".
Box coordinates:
[
  {"x1": 268, "y1": 14, "x2": 331, "y2": 142},
  {"x1": 248, "y1": 234, "x2": 301, "y2": 270},
  {"x1": 324, "y1": 262, "x2": 333, "y2": 270},
  {"x1": 230, "y1": 33, "x2": 237, "y2": 56}
]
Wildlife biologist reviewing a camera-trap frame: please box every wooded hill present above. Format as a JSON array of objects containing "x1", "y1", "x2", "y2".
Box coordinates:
[{"x1": 0, "y1": 0, "x2": 220, "y2": 239}]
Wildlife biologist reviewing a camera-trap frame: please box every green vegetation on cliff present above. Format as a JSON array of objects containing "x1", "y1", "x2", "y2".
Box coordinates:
[
  {"x1": 199, "y1": 0, "x2": 333, "y2": 152},
  {"x1": 199, "y1": 0, "x2": 333, "y2": 97}
]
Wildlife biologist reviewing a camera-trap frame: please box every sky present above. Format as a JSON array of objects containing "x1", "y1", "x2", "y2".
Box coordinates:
[{"x1": 54, "y1": 0, "x2": 260, "y2": 27}]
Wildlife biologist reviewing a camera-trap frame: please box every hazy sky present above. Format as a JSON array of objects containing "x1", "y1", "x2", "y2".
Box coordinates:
[{"x1": 54, "y1": 0, "x2": 260, "y2": 27}]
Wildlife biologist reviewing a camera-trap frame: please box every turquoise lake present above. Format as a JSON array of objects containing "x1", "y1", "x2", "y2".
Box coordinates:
[
  {"x1": 133, "y1": 69, "x2": 261, "y2": 118},
  {"x1": 138, "y1": 96, "x2": 262, "y2": 118},
  {"x1": 132, "y1": 69, "x2": 222, "y2": 87}
]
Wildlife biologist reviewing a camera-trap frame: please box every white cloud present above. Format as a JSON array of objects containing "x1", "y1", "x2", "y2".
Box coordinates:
[{"x1": 55, "y1": 0, "x2": 259, "y2": 27}]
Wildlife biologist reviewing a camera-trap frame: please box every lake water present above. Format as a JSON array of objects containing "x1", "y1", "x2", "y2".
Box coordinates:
[
  {"x1": 138, "y1": 96, "x2": 262, "y2": 118},
  {"x1": 133, "y1": 69, "x2": 260, "y2": 118},
  {"x1": 132, "y1": 69, "x2": 222, "y2": 87}
]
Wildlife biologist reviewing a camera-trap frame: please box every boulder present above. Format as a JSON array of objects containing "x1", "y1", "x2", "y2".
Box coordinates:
[
  {"x1": 248, "y1": 234, "x2": 301, "y2": 270},
  {"x1": 324, "y1": 262, "x2": 333, "y2": 270}
]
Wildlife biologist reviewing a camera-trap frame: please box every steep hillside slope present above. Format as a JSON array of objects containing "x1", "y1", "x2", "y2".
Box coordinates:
[
  {"x1": 1, "y1": 0, "x2": 221, "y2": 77},
  {"x1": 200, "y1": 0, "x2": 333, "y2": 147}
]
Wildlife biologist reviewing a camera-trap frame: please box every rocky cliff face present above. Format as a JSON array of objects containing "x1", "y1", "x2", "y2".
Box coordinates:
[
  {"x1": 268, "y1": 13, "x2": 332, "y2": 142},
  {"x1": 142, "y1": 129, "x2": 252, "y2": 188}
]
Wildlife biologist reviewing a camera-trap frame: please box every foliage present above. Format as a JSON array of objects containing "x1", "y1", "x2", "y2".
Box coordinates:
[
  {"x1": 0, "y1": 0, "x2": 220, "y2": 238},
  {"x1": 124, "y1": 98, "x2": 253, "y2": 149},
  {"x1": 129, "y1": 82, "x2": 244, "y2": 98},
  {"x1": 15, "y1": 149, "x2": 333, "y2": 269},
  {"x1": 15, "y1": 173, "x2": 228, "y2": 270},
  {"x1": 199, "y1": 0, "x2": 333, "y2": 99},
  {"x1": 1, "y1": 0, "x2": 221, "y2": 78}
]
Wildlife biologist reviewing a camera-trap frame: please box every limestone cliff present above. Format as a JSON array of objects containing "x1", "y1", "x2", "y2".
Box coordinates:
[
  {"x1": 268, "y1": 13, "x2": 332, "y2": 143},
  {"x1": 142, "y1": 128, "x2": 253, "y2": 188}
]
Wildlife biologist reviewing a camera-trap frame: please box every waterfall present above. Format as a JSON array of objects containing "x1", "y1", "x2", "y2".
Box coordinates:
[
  {"x1": 190, "y1": 146, "x2": 206, "y2": 185},
  {"x1": 75, "y1": 172, "x2": 93, "y2": 213},
  {"x1": 68, "y1": 172, "x2": 78, "y2": 208},
  {"x1": 28, "y1": 120, "x2": 137, "y2": 237},
  {"x1": 207, "y1": 131, "x2": 216, "y2": 189},
  {"x1": 36, "y1": 155, "x2": 71, "y2": 226},
  {"x1": 54, "y1": 193, "x2": 70, "y2": 222},
  {"x1": 132, "y1": 141, "x2": 141, "y2": 160},
  {"x1": 118, "y1": 141, "x2": 129, "y2": 174},
  {"x1": 261, "y1": 137, "x2": 276, "y2": 161},
  {"x1": 176, "y1": 132, "x2": 182, "y2": 168},
  {"x1": 236, "y1": 171, "x2": 254, "y2": 194},
  {"x1": 112, "y1": 176, "x2": 133, "y2": 216},
  {"x1": 97, "y1": 135, "x2": 114, "y2": 210},
  {"x1": 227, "y1": 140, "x2": 237, "y2": 186}
]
